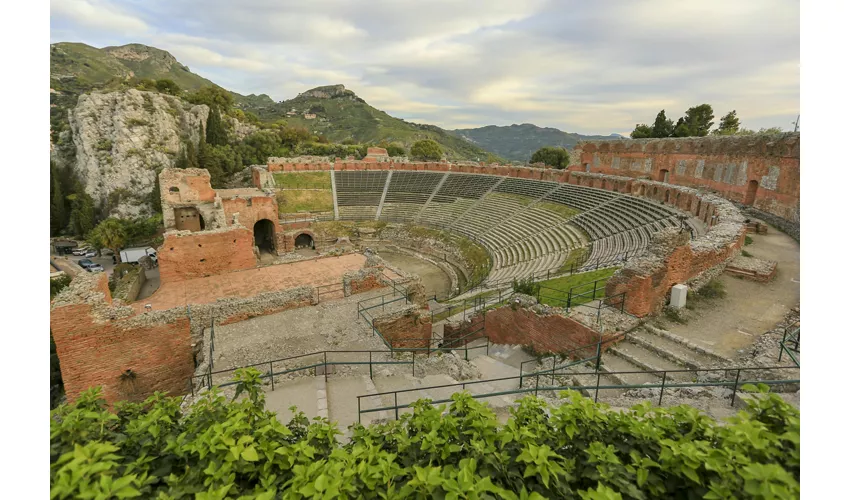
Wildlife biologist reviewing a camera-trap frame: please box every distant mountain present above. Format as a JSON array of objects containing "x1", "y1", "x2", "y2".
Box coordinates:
[
  {"x1": 452, "y1": 124, "x2": 620, "y2": 162},
  {"x1": 246, "y1": 84, "x2": 495, "y2": 160}
]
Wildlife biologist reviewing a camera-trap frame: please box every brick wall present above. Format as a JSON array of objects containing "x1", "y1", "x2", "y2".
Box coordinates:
[
  {"x1": 575, "y1": 134, "x2": 800, "y2": 222},
  {"x1": 50, "y1": 274, "x2": 193, "y2": 406},
  {"x1": 221, "y1": 196, "x2": 280, "y2": 230},
  {"x1": 159, "y1": 227, "x2": 256, "y2": 282},
  {"x1": 445, "y1": 306, "x2": 619, "y2": 357},
  {"x1": 605, "y1": 230, "x2": 746, "y2": 317},
  {"x1": 373, "y1": 309, "x2": 432, "y2": 349}
]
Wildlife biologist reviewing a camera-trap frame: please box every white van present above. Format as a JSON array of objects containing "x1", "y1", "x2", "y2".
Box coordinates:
[{"x1": 120, "y1": 247, "x2": 158, "y2": 265}]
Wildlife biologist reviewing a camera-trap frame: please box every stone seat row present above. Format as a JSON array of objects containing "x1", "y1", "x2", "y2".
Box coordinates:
[
  {"x1": 582, "y1": 219, "x2": 679, "y2": 266},
  {"x1": 486, "y1": 251, "x2": 567, "y2": 284}
]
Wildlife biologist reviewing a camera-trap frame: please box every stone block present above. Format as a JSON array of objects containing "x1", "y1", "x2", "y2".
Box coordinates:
[{"x1": 669, "y1": 284, "x2": 688, "y2": 309}]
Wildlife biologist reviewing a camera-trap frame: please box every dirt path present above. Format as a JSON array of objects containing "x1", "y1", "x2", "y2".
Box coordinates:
[{"x1": 659, "y1": 226, "x2": 800, "y2": 358}]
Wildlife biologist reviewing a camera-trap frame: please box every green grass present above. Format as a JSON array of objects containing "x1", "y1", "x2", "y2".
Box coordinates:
[
  {"x1": 741, "y1": 249, "x2": 753, "y2": 258},
  {"x1": 745, "y1": 235, "x2": 754, "y2": 246},
  {"x1": 538, "y1": 201, "x2": 581, "y2": 220},
  {"x1": 273, "y1": 172, "x2": 331, "y2": 189},
  {"x1": 536, "y1": 267, "x2": 620, "y2": 307},
  {"x1": 276, "y1": 190, "x2": 333, "y2": 214},
  {"x1": 558, "y1": 248, "x2": 590, "y2": 273}
]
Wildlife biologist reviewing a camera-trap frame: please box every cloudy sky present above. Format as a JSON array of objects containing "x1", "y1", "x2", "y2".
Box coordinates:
[{"x1": 50, "y1": 0, "x2": 799, "y2": 135}]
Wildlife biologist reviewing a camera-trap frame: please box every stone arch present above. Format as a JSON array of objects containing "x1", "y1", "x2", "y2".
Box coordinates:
[
  {"x1": 294, "y1": 232, "x2": 314, "y2": 249},
  {"x1": 659, "y1": 169, "x2": 670, "y2": 182},
  {"x1": 253, "y1": 219, "x2": 276, "y2": 254},
  {"x1": 664, "y1": 190, "x2": 671, "y2": 204}
]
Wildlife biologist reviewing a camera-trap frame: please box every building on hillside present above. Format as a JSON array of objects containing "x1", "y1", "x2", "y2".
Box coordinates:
[{"x1": 303, "y1": 113, "x2": 317, "y2": 120}]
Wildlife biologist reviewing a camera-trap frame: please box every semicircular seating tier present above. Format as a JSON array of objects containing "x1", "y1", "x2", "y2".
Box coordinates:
[{"x1": 333, "y1": 170, "x2": 701, "y2": 285}]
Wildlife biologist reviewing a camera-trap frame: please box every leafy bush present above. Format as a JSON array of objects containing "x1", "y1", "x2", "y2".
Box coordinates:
[
  {"x1": 745, "y1": 235, "x2": 754, "y2": 246},
  {"x1": 512, "y1": 276, "x2": 540, "y2": 296},
  {"x1": 50, "y1": 374, "x2": 799, "y2": 499},
  {"x1": 95, "y1": 139, "x2": 113, "y2": 151},
  {"x1": 410, "y1": 139, "x2": 443, "y2": 161},
  {"x1": 697, "y1": 279, "x2": 727, "y2": 300},
  {"x1": 50, "y1": 274, "x2": 72, "y2": 299},
  {"x1": 741, "y1": 249, "x2": 753, "y2": 258},
  {"x1": 530, "y1": 146, "x2": 570, "y2": 169}
]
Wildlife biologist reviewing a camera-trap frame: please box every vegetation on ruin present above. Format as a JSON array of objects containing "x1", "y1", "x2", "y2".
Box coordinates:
[
  {"x1": 275, "y1": 190, "x2": 334, "y2": 215},
  {"x1": 630, "y1": 105, "x2": 788, "y2": 139},
  {"x1": 663, "y1": 306, "x2": 689, "y2": 325},
  {"x1": 745, "y1": 235, "x2": 754, "y2": 246},
  {"x1": 402, "y1": 225, "x2": 491, "y2": 286},
  {"x1": 273, "y1": 172, "x2": 332, "y2": 189},
  {"x1": 539, "y1": 201, "x2": 582, "y2": 221},
  {"x1": 50, "y1": 372, "x2": 799, "y2": 499},
  {"x1": 696, "y1": 279, "x2": 728, "y2": 300},
  {"x1": 537, "y1": 267, "x2": 620, "y2": 307},
  {"x1": 512, "y1": 276, "x2": 541, "y2": 296},
  {"x1": 530, "y1": 146, "x2": 571, "y2": 169},
  {"x1": 50, "y1": 274, "x2": 73, "y2": 299},
  {"x1": 410, "y1": 139, "x2": 444, "y2": 161}
]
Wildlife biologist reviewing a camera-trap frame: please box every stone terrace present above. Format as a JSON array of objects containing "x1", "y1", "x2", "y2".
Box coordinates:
[{"x1": 133, "y1": 254, "x2": 367, "y2": 312}]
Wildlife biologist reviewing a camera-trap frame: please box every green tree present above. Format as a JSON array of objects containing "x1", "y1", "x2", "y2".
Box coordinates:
[
  {"x1": 714, "y1": 110, "x2": 741, "y2": 135},
  {"x1": 671, "y1": 117, "x2": 691, "y2": 137},
  {"x1": 410, "y1": 139, "x2": 443, "y2": 161},
  {"x1": 279, "y1": 126, "x2": 312, "y2": 148},
  {"x1": 87, "y1": 218, "x2": 127, "y2": 262},
  {"x1": 186, "y1": 140, "x2": 200, "y2": 169},
  {"x1": 50, "y1": 162, "x2": 66, "y2": 235},
  {"x1": 205, "y1": 106, "x2": 228, "y2": 146},
  {"x1": 187, "y1": 85, "x2": 234, "y2": 111},
  {"x1": 154, "y1": 79, "x2": 181, "y2": 96},
  {"x1": 630, "y1": 124, "x2": 653, "y2": 139},
  {"x1": 651, "y1": 109, "x2": 674, "y2": 138},
  {"x1": 530, "y1": 146, "x2": 570, "y2": 169},
  {"x1": 149, "y1": 170, "x2": 163, "y2": 214},
  {"x1": 681, "y1": 104, "x2": 715, "y2": 137},
  {"x1": 68, "y1": 190, "x2": 96, "y2": 237}
]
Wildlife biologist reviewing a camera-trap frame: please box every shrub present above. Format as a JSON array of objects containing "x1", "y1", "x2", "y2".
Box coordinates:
[
  {"x1": 745, "y1": 235, "x2": 754, "y2": 246},
  {"x1": 512, "y1": 276, "x2": 540, "y2": 296},
  {"x1": 50, "y1": 376, "x2": 800, "y2": 499},
  {"x1": 50, "y1": 274, "x2": 72, "y2": 299},
  {"x1": 126, "y1": 118, "x2": 148, "y2": 128},
  {"x1": 410, "y1": 139, "x2": 443, "y2": 161},
  {"x1": 697, "y1": 279, "x2": 727, "y2": 299},
  {"x1": 741, "y1": 249, "x2": 753, "y2": 257},
  {"x1": 95, "y1": 139, "x2": 113, "y2": 151}
]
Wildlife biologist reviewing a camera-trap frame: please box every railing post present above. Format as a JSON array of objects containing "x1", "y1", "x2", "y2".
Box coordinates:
[
  {"x1": 730, "y1": 369, "x2": 742, "y2": 407},
  {"x1": 269, "y1": 362, "x2": 275, "y2": 391},
  {"x1": 535, "y1": 375, "x2": 539, "y2": 397},
  {"x1": 324, "y1": 352, "x2": 328, "y2": 383},
  {"x1": 207, "y1": 364, "x2": 212, "y2": 389},
  {"x1": 394, "y1": 393, "x2": 399, "y2": 420},
  {"x1": 595, "y1": 337, "x2": 602, "y2": 372},
  {"x1": 357, "y1": 397, "x2": 361, "y2": 424},
  {"x1": 658, "y1": 372, "x2": 667, "y2": 405},
  {"x1": 592, "y1": 280, "x2": 598, "y2": 300},
  {"x1": 369, "y1": 351, "x2": 373, "y2": 379},
  {"x1": 551, "y1": 357, "x2": 556, "y2": 386},
  {"x1": 594, "y1": 372, "x2": 600, "y2": 403}
]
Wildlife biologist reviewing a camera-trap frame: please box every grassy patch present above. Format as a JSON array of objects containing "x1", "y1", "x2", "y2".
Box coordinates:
[
  {"x1": 276, "y1": 190, "x2": 333, "y2": 214},
  {"x1": 273, "y1": 172, "x2": 331, "y2": 189},
  {"x1": 312, "y1": 221, "x2": 357, "y2": 239},
  {"x1": 741, "y1": 249, "x2": 753, "y2": 258},
  {"x1": 538, "y1": 201, "x2": 581, "y2": 220},
  {"x1": 745, "y1": 235, "x2": 754, "y2": 246},
  {"x1": 487, "y1": 192, "x2": 533, "y2": 206},
  {"x1": 536, "y1": 267, "x2": 619, "y2": 307},
  {"x1": 558, "y1": 247, "x2": 591, "y2": 273}
]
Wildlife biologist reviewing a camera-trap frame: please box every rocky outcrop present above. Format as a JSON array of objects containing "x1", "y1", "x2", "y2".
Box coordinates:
[{"x1": 69, "y1": 89, "x2": 209, "y2": 218}]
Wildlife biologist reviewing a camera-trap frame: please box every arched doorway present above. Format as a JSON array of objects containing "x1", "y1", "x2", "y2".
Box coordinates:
[
  {"x1": 253, "y1": 219, "x2": 276, "y2": 254},
  {"x1": 744, "y1": 180, "x2": 759, "y2": 205},
  {"x1": 664, "y1": 190, "x2": 671, "y2": 204},
  {"x1": 294, "y1": 233, "x2": 314, "y2": 249},
  {"x1": 659, "y1": 169, "x2": 670, "y2": 182}
]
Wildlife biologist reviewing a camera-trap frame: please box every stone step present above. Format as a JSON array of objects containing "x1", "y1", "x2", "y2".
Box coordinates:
[
  {"x1": 609, "y1": 341, "x2": 694, "y2": 381},
  {"x1": 599, "y1": 354, "x2": 659, "y2": 386},
  {"x1": 633, "y1": 327, "x2": 727, "y2": 369},
  {"x1": 264, "y1": 375, "x2": 322, "y2": 425},
  {"x1": 328, "y1": 375, "x2": 384, "y2": 429},
  {"x1": 568, "y1": 371, "x2": 624, "y2": 400},
  {"x1": 645, "y1": 326, "x2": 732, "y2": 365}
]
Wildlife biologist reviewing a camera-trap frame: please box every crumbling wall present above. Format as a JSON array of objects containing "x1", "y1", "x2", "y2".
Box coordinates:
[
  {"x1": 372, "y1": 305, "x2": 432, "y2": 349},
  {"x1": 251, "y1": 166, "x2": 276, "y2": 189},
  {"x1": 159, "y1": 168, "x2": 226, "y2": 230},
  {"x1": 159, "y1": 226, "x2": 256, "y2": 283},
  {"x1": 343, "y1": 267, "x2": 390, "y2": 296},
  {"x1": 574, "y1": 134, "x2": 800, "y2": 223},
  {"x1": 112, "y1": 266, "x2": 147, "y2": 304},
  {"x1": 50, "y1": 273, "x2": 193, "y2": 405},
  {"x1": 445, "y1": 302, "x2": 620, "y2": 357},
  {"x1": 221, "y1": 195, "x2": 280, "y2": 230}
]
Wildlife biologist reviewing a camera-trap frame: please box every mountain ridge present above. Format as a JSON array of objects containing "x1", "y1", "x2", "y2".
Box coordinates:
[{"x1": 452, "y1": 123, "x2": 620, "y2": 162}]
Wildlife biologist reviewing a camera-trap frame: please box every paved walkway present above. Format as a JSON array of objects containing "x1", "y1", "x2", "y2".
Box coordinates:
[{"x1": 133, "y1": 254, "x2": 367, "y2": 311}]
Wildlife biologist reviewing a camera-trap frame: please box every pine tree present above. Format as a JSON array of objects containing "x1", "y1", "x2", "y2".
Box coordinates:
[
  {"x1": 197, "y1": 125, "x2": 209, "y2": 170},
  {"x1": 651, "y1": 110, "x2": 674, "y2": 138},
  {"x1": 187, "y1": 140, "x2": 200, "y2": 169},
  {"x1": 175, "y1": 145, "x2": 189, "y2": 169},
  {"x1": 205, "y1": 106, "x2": 227, "y2": 146},
  {"x1": 714, "y1": 110, "x2": 741, "y2": 135}
]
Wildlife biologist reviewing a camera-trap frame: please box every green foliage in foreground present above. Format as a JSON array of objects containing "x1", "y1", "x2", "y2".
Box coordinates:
[{"x1": 51, "y1": 371, "x2": 799, "y2": 499}]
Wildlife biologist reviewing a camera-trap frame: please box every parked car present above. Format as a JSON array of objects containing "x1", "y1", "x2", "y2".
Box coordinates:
[
  {"x1": 72, "y1": 247, "x2": 90, "y2": 256},
  {"x1": 78, "y1": 259, "x2": 104, "y2": 272},
  {"x1": 84, "y1": 250, "x2": 98, "y2": 258}
]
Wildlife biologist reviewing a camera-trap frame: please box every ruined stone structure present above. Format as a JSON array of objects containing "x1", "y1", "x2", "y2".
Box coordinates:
[{"x1": 573, "y1": 134, "x2": 800, "y2": 226}]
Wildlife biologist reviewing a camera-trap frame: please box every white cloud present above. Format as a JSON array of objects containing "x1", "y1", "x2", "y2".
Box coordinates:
[
  {"x1": 50, "y1": 0, "x2": 800, "y2": 134},
  {"x1": 51, "y1": 0, "x2": 149, "y2": 35}
]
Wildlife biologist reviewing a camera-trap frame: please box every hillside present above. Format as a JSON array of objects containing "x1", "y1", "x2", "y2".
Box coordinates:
[
  {"x1": 245, "y1": 84, "x2": 496, "y2": 160},
  {"x1": 50, "y1": 42, "x2": 274, "y2": 108},
  {"x1": 453, "y1": 123, "x2": 619, "y2": 162}
]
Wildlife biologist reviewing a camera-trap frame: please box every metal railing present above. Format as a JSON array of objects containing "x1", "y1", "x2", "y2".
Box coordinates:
[
  {"x1": 778, "y1": 325, "x2": 800, "y2": 367},
  {"x1": 356, "y1": 365, "x2": 801, "y2": 422},
  {"x1": 190, "y1": 349, "x2": 414, "y2": 395},
  {"x1": 315, "y1": 282, "x2": 345, "y2": 303}
]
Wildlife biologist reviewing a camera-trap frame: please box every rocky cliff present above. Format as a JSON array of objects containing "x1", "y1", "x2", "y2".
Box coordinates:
[{"x1": 69, "y1": 89, "x2": 208, "y2": 217}]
